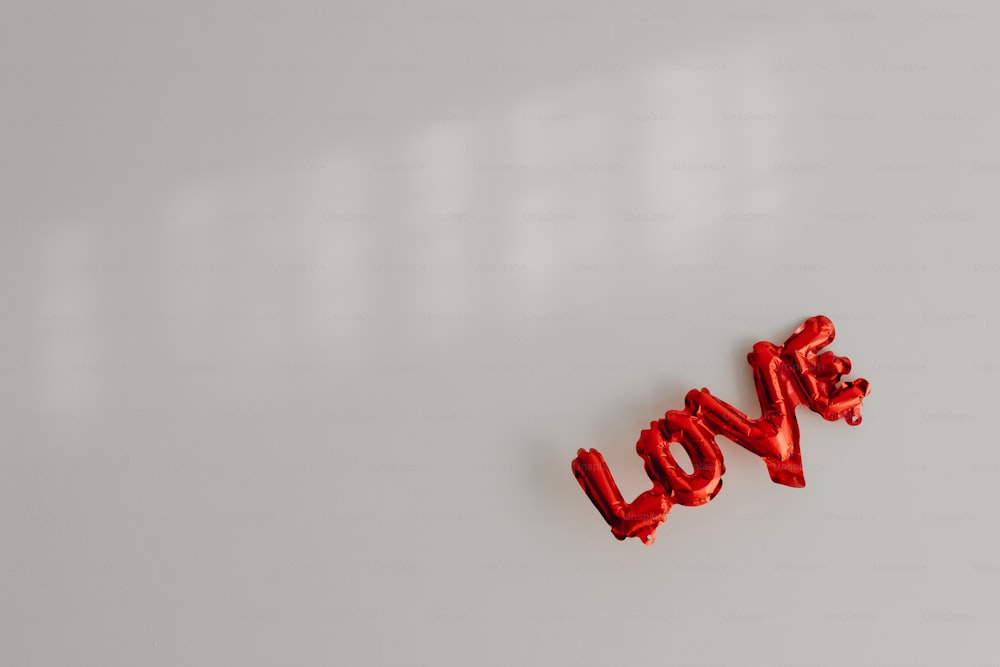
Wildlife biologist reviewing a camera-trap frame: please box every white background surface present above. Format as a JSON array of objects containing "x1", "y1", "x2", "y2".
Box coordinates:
[{"x1": 2, "y1": 1, "x2": 999, "y2": 665}]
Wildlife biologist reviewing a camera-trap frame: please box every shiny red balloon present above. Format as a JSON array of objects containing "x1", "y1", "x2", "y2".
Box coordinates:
[{"x1": 571, "y1": 315, "x2": 870, "y2": 545}]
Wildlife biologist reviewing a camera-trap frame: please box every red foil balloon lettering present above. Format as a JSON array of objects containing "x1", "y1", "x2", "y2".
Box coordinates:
[{"x1": 571, "y1": 315, "x2": 871, "y2": 545}]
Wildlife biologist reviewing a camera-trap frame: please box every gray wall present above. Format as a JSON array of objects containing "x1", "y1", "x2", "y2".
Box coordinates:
[{"x1": 2, "y1": 1, "x2": 997, "y2": 664}]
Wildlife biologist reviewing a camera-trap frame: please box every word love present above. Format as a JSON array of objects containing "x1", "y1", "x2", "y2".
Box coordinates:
[{"x1": 571, "y1": 316, "x2": 870, "y2": 545}]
